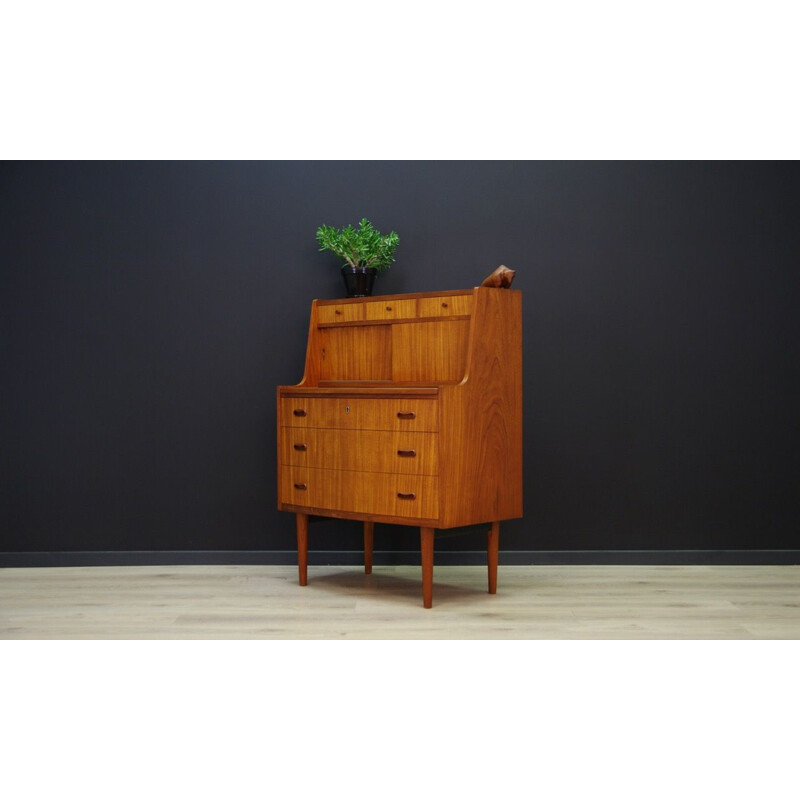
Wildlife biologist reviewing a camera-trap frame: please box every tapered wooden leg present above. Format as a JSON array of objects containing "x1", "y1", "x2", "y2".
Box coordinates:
[
  {"x1": 363, "y1": 521, "x2": 374, "y2": 574},
  {"x1": 487, "y1": 521, "x2": 499, "y2": 594},
  {"x1": 420, "y1": 526, "x2": 435, "y2": 608},
  {"x1": 296, "y1": 512, "x2": 308, "y2": 586}
]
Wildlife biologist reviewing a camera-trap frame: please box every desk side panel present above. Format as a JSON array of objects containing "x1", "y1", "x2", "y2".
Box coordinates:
[
  {"x1": 297, "y1": 300, "x2": 322, "y2": 387},
  {"x1": 440, "y1": 288, "x2": 523, "y2": 528}
]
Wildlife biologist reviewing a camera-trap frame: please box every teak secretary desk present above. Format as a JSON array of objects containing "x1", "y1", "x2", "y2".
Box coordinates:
[{"x1": 277, "y1": 285, "x2": 522, "y2": 607}]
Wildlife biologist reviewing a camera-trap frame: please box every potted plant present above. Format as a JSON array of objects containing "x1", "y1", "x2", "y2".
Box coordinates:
[{"x1": 316, "y1": 217, "x2": 400, "y2": 297}]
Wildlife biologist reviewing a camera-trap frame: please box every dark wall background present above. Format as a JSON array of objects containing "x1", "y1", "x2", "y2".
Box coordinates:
[{"x1": 2, "y1": 161, "x2": 799, "y2": 557}]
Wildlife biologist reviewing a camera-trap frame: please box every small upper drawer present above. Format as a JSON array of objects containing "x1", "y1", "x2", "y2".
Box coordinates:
[
  {"x1": 364, "y1": 298, "x2": 417, "y2": 321},
  {"x1": 280, "y1": 396, "x2": 438, "y2": 432},
  {"x1": 417, "y1": 294, "x2": 473, "y2": 317},
  {"x1": 317, "y1": 303, "x2": 363, "y2": 324}
]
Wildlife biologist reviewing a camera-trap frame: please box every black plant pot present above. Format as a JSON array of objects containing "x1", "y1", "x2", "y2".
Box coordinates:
[{"x1": 341, "y1": 266, "x2": 378, "y2": 297}]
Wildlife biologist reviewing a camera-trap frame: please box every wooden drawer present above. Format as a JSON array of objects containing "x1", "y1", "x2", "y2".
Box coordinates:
[
  {"x1": 417, "y1": 294, "x2": 473, "y2": 317},
  {"x1": 281, "y1": 466, "x2": 439, "y2": 520},
  {"x1": 280, "y1": 397, "x2": 438, "y2": 431},
  {"x1": 317, "y1": 303, "x2": 363, "y2": 324},
  {"x1": 281, "y1": 429, "x2": 438, "y2": 476},
  {"x1": 364, "y1": 298, "x2": 417, "y2": 321}
]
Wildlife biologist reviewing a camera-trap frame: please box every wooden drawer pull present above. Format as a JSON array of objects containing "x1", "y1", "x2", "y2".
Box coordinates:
[
  {"x1": 334, "y1": 309, "x2": 342, "y2": 315},
  {"x1": 397, "y1": 492, "x2": 416, "y2": 500},
  {"x1": 397, "y1": 449, "x2": 416, "y2": 457},
  {"x1": 385, "y1": 306, "x2": 392, "y2": 311},
  {"x1": 293, "y1": 443, "x2": 307, "y2": 451},
  {"x1": 441, "y1": 301, "x2": 448, "y2": 308},
  {"x1": 396, "y1": 411, "x2": 416, "y2": 419},
  {"x1": 293, "y1": 409, "x2": 307, "y2": 417},
  {"x1": 294, "y1": 482, "x2": 307, "y2": 490}
]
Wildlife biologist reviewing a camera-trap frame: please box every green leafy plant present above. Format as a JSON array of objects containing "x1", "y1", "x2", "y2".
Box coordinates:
[{"x1": 316, "y1": 218, "x2": 399, "y2": 273}]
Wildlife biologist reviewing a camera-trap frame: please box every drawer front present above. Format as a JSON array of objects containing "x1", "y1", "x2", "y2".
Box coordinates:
[
  {"x1": 417, "y1": 294, "x2": 473, "y2": 317},
  {"x1": 281, "y1": 467, "x2": 439, "y2": 520},
  {"x1": 280, "y1": 397, "x2": 438, "y2": 431},
  {"x1": 281, "y1": 429, "x2": 438, "y2": 475},
  {"x1": 364, "y1": 298, "x2": 417, "y2": 321},
  {"x1": 317, "y1": 303, "x2": 363, "y2": 324}
]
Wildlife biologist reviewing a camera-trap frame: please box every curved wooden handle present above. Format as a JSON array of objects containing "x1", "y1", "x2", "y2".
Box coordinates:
[
  {"x1": 397, "y1": 492, "x2": 416, "y2": 500},
  {"x1": 396, "y1": 411, "x2": 416, "y2": 419},
  {"x1": 294, "y1": 482, "x2": 307, "y2": 490},
  {"x1": 397, "y1": 449, "x2": 416, "y2": 457},
  {"x1": 293, "y1": 409, "x2": 307, "y2": 417},
  {"x1": 293, "y1": 443, "x2": 307, "y2": 451}
]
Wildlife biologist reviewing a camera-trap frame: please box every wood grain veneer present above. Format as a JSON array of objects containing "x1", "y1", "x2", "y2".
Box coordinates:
[
  {"x1": 281, "y1": 467, "x2": 439, "y2": 519},
  {"x1": 317, "y1": 302, "x2": 364, "y2": 324},
  {"x1": 391, "y1": 320, "x2": 470, "y2": 382},
  {"x1": 417, "y1": 294, "x2": 474, "y2": 317},
  {"x1": 318, "y1": 325, "x2": 392, "y2": 381},
  {"x1": 281, "y1": 429, "x2": 438, "y2": 475},
  {"x1": 279, "y1": 397, "x2": 438, "y2": 431},
  {"x1": 439, "y1": 288, "x2": 523, "y2": 527},
  {"x1": 364, "y1": 298, "x2": 417, "y2": 320}
]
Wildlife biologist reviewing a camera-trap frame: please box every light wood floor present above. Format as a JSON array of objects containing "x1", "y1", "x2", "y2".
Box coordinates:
[{"x1": 1, "y1": 564, "x2": 798, "y2": 639}]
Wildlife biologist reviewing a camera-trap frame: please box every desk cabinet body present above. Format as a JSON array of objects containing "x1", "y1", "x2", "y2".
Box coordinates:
[{"x1": 277, "y1": 287, "x2": 522, "y2": 606}]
